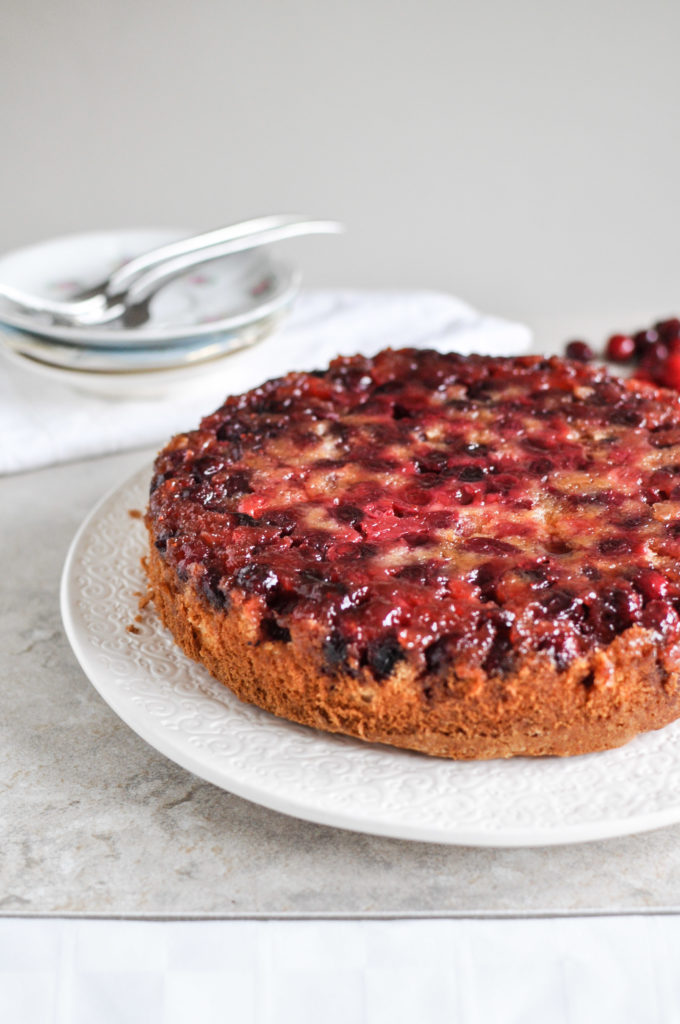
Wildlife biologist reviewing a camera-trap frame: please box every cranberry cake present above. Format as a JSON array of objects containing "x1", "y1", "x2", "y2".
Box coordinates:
[{"x1": 145, "y1": 349, "x2": 680, "y2": 759}]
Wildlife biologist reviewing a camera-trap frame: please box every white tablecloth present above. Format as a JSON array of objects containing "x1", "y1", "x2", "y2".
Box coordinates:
[{"x1": 0, "y1": 916, "x2": 676, "y2": 1023}]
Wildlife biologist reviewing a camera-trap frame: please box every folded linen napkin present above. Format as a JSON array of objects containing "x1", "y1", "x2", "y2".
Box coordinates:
[{"x1": 0, "y1": 289, "x2": 531, "y2": 475}]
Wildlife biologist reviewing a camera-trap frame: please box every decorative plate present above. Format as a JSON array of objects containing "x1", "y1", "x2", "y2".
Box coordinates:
[
  {"x1": 0, "y1": 310, "x2": 285, "y2": 372},
  {"x1": 0, "y1": 229, "x2": 298, "y2": 346},
  {"x1": 61, "y1": 466, "x2": 680, "y2": 847},
  {"x1": 0, "y1": 314, "x2": 283, "y2": 399}
]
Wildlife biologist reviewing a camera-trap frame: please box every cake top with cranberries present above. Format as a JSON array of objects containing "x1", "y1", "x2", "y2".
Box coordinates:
[{"x1": 148, "y1": 348, "x2": 680, "y2": 681}]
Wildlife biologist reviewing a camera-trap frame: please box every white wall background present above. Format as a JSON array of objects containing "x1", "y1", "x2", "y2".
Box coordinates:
[{"x1": 2, "y1": 0, "x2": 679, "y2": 330}]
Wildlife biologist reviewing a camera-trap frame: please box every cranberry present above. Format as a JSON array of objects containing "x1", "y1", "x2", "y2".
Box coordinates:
[
  {"x1": 529, "y1": 458, "x2": 553, "y2": 477},
  {"x1": 629, "y1": 568, "x2": 669, "y2": 602},
  {"x1": 641, "y1": 600, "x2": 677, "y2": 632},
  {"x1": 592, "y1": 586, "x2": 643, "y2": 638},
  {"x1": 541, "y1": 588, "x2": 577, "y2": 618},
  {"x1": 264, "y1": 510, "x2": 297, "y2": 535},
  {"x1": 415, "y1": 451, "x2": 448, "y2": 474},
  {"x1": 483, "y1": 621, "x2": 515, "y2": 675},
  {"x1": 224, "y1": 471, "x2": 253, "y2": 496},
  {"x1": 465, "y1": 537, "x2": 518, "y2": 555},
  {"x1": 200, "y1": 569, "x2": 229, "y2": 609},
  {"x1": 635, "y1": 342, "x2": 670, "y2": 385},
  {"x1": 657, "y1": 353, "x2": 680, "y2": 390},
  {"x1": 610, "y1": 408, "x2": 643, "y2": 427},
  {"x1": 322, "y1": 632, "x2": 348, "y2": 670},
  {"x1": 648, "y1": 340, "x2": 670, "y2": 363},
  {"x1": 471, "y1": 562, "x2": 501, "y2": 602},
  {"x1": 403, "y1": 532, "x2": 431, "y2": 548},
  {"x1": 634, "y1": 328, "x2": 660, "y2": 358},
  {"x1": 649, "y1": 425, "x2": 680, "y2": 449},
  {"x1": 598, "y1": 536, "x2": 633, "y2": 555},
  {"x1": 457, "y1": 465, "x2": 485, "y2": 482},
  {"x1": 235, "y1": 564, "x2": 279, "y2": 594},
  {"x1": 367, "y1": 636, "x2": 404, "y2": 679},
  {"x1": 565, "y1": 340, "x2": 593, "y2": 362},
  {"x1": 606, "y1": 334, "x2": 635, "y2": 363},
  {"x1": 538, "y1": 633, "x2": 582, "y2": 671},
  {"x1": 425, "y1": 636, "x2": 454, "y2": 673},
  {"x1": 334, "y1": 504, "x2": 364, "y2": 528},
  {"x1": 523, "y1": 565, "x2": 553, "y2": 589},
  {"x1": 656, "y1": 318, "x2": 680, "y2": 344}
]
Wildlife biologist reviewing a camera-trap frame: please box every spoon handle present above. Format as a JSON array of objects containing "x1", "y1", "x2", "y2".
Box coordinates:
[
  {"x1": 0, "y1": 282, "x2": 90, "y2": 319},
  {"x1": 106, "y1": 215, "x2": 343, "y2": 299},
  {"x1": 120, "y1": 219, "x2": 344, "y2": 306}
]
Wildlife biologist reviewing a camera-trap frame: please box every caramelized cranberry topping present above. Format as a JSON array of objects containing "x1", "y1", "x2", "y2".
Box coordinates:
[{"x1": 149, "y1": 349, "x2": 680, "y2": 680}]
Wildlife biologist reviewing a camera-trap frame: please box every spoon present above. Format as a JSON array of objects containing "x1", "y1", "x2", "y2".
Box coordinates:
[{"x1": 0, "y1": 216, "x2": 343, "y2": 330}]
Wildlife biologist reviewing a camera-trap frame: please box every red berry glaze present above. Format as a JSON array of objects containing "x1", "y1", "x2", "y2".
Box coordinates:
[{"x1": 149, "y1": 350, "x2": 680, "y2": 682}]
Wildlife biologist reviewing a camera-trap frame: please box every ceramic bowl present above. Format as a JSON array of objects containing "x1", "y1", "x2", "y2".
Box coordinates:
[{"x1": 0, "y1": 228, "x2": 299, "y2": 348}]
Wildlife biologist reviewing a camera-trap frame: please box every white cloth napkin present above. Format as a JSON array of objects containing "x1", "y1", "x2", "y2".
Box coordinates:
[
  {"x1": 0, "y1": 916, "x2": 677, "y2": 1024},
  {"x1": 0, "y1": 290, "x2": 531, "y2": 475}
]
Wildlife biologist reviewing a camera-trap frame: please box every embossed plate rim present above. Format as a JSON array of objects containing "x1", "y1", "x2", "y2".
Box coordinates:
[{"x1": 60, "y1": 464, "x2": 680, "y2": 847}]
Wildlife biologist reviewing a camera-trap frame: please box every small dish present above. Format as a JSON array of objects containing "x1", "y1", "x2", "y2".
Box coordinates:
[
  {"x1": 0, "y1": 314, "x2": 279, "y2": 399},
  {"x1": 0, "y1": 228, "x2": 299, "y2": 347},
  {"x1": 0, "y1": 311, "x2": 285, "y2": 373}
]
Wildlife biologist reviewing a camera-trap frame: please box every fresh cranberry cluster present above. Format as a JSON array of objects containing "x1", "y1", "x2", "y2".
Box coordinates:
[
  {"x1": 565, "y1": 317, "x2": 680, "y2": 389},
  {"x1": 149, "y1": 349, "x2": 680, "y2": 682}
]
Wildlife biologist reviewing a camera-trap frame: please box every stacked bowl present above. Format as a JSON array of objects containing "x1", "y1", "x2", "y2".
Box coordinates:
[{"x1": 0, "y1": 228, "x2": 302, "y2": 398}]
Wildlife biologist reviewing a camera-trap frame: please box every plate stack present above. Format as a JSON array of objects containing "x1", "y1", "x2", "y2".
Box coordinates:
[{"x1": 0, "y1": 229, "x2": 300, "y2": 398}]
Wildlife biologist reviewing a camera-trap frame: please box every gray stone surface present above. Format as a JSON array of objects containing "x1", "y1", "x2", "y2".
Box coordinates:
[{"x1": 4, "y1": 445, "x2": 680, "y2": 918}]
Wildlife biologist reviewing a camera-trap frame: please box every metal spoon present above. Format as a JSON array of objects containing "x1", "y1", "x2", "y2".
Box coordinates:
[{"x1": 0, "y1": 216, "x2": 343, "y2": 330}]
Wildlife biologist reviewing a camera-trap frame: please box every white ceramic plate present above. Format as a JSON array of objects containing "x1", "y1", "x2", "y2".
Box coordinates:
[
  {"x1": 0, "y1": 229, "x2": 299, "y2": 346},
  {"x1": 61, "y1": 466, "x2": 680, "y2": 847},
  {"x1": 0, "y1": 317, "x2": 280, "y2": 399},
  {"x1": 0, "y1": 314, "x2": 283, "y2": 398},
  {"x1": 0, "y1": 311, "x2": 285, "y2": 372}
]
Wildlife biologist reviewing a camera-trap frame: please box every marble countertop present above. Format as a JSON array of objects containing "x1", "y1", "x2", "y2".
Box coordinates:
[{"x1": 4, "y1": 312, "x2": 680, "y2": 918}]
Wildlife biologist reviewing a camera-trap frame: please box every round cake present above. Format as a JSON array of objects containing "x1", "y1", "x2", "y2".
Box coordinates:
[{"x1": 144, "y1": 348, "x2": 680, "y2": 759}]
